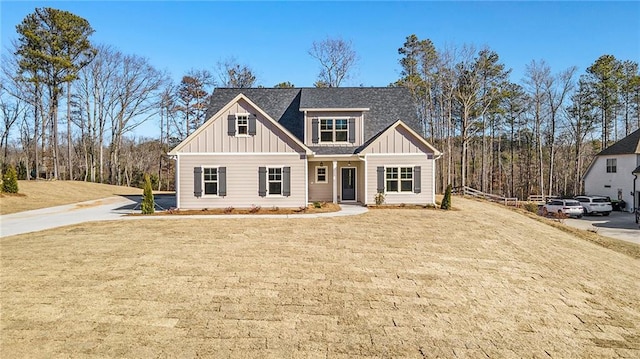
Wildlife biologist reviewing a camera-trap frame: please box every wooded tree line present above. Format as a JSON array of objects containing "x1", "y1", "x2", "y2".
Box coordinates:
[
  {"x1": 1, "y1": 8, "x2": 639, "y2": 199},
  {"x1": 394, "y1": 35, "x2": 640, "y2": 199}
]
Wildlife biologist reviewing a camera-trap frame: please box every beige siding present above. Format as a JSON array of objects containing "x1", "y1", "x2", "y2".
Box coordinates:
[
  {"x1": 178, "y1": 154, "x2": 306, "y2": 209},
  {"x1": 308, "y1": 160, "x2": 365, "y2": 203},
  {"x1": 365, "y1": 155, "x2": 435, "y2": 205},
  {"x1": 361, "y1": 126, "x2": 433, "y2": 155},
  {"x1": 304, "y1": 111, "x2": 364, "y2": 147},
  {"x1": 308, "y1": 162, "x2": 333, "y2": 202},
  {"x1": 177, "y1": 99, "x2": 304, "y2": 154}
]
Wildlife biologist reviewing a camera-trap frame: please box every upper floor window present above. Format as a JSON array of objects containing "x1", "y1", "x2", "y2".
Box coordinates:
[
  {"x1": 227, "y1": 113, "x2": 256, "y2": 136},
  {"x1": 236, "y1": 114, "x2": 248, "y2": 135},
  {"x1": 606, "y1": 158, "x2": 617, "y2": 173},
  {"x1": 320, "y1": 119, "x2": 348, "y2": 142}
]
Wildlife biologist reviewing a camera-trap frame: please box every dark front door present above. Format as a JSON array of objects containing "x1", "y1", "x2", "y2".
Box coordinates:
[{"x1": 341, "y1": 168, "x2": 356, "y2": 201}]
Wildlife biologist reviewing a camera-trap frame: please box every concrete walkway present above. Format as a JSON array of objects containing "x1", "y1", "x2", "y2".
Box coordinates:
[{"x1": 0, "y1": 196, "x2": 368, "y2": 238}]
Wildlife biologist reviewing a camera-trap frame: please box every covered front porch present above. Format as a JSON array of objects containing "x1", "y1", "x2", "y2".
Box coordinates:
[{"x1": 308, "y1": 155, "x2": 365, "y2": 204}]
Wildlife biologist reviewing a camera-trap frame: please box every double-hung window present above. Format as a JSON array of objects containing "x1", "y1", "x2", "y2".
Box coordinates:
[
  {"x1": 236, "y1": 114, "x2": 248, "y2": 135},
  {"x1": 320, "y1": 118, "x2": 348, "y2": 142},
  {"x1": 203, "y1": 167, "x2": 218, "y2": 195},
  {"x1": 316, "y1": 166, "x2": 328, "y2": 183},
  {"x1": 385, "y1": 167, "x2": 413, "y2": 193},
  {"x1": 268, "y1": 168, "x2": 282, "y2": 195},
  {"x1": 606, "y1": 158, "x2": 616, "y2": 173},
  {"x1": 320, "y1": 119, "x2": 334, "y2": 142}
]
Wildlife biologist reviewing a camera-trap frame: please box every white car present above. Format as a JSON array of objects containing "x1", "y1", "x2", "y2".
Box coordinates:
[
  {"x1": 574, "y1": 196, "x2": 612, "y2": 216},
  {"x1": 542, "y1": 199, "x2": 584, "y2": 218}
]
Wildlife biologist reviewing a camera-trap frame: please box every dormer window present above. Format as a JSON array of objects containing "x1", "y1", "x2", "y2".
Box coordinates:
[{"x1": 320, "y1": 119, "x2": 349, "y2": 143}]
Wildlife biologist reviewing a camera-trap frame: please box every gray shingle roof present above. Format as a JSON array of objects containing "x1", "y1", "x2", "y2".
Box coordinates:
[
  {"x1": 597, "y1": 128, "x2": 640, "y2": 155},
  {"x1": 206, "y1": 87, "x2": 420, "y2": 147}
]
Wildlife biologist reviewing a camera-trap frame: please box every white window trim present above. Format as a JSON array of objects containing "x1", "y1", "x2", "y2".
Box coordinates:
[
  {"x1": 235, "y1": 113, "x2": 250, "y2": 137},
  {"x1": 202, "y1": 165, "x2": 220, "y2": 197},
  {"x1": 315, "y1": 166, "x2": 328, "y2": 183},
  {"x1": 384, "y1": 166, "x2": 414, "y2": 194},
  {"x1": 319, "y1": 117, "x2": 349, "y2": 144},
  {"x1": 606, "y1": 158, "x2": 617, "y2": 173},
  {"x1": 267, "y1": 166, "x2": 284, "y2": 197}
]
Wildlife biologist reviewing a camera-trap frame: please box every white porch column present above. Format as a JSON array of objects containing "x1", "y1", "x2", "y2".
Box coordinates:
[{"x1": 332, "y1": 160, "x2": 338, "y2": 203}]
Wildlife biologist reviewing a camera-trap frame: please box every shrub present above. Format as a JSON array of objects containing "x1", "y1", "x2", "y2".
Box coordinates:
[
  {"x1": 249, "y1": 204, "x2": 261, "y2": 213},
  {"x1": 523, "y1": 202, "x2": 539, "y2": 213},
  {"x1": 374, "y1": 192, "x2": 385, "y2": 205},
  {"x1": 2, "y1": 164, "x2": 19, "y2": 193},
  {"x1": 440, "y1": 184, "x2": 452, "y2": 210},
  {"x1": 223, "y1": 206, "x2": 234, "y2": 214},
  {"x1": 313, "y1": 201, "x2": 322, "y2": 208},
  {"x1": 141, "y1": 173, "x2": 154, "y2": 214}
]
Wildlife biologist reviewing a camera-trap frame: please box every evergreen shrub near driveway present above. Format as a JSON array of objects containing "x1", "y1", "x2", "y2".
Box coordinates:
[
  {"x1": 2, "y1": 165, "x2": 19, "y2": 193},
  {"x1": 141, "y1": 173, "x2": 154, "y2": 214}
]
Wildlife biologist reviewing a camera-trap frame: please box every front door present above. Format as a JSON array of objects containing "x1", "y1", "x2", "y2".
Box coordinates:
[{"x1": 341, "y1": 167, "x2": 356, "y2": 201}]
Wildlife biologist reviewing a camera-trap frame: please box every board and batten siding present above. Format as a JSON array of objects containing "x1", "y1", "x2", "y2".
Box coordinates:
[
  {"x1": 177, "y1": 99, "x2": 303, "y2": 154},
  {"x1": 304, "y1": 111, "x2": 364, "y2": 146},
  {"x1": 366, "y1": 155, "x2": 434, "y2": 205},
  {"x1": 178, "y1": 154, "x2": 307, "y2": 209},
  {"x1": 360, "y1": 125, "x2": 431, "y2": 155}
]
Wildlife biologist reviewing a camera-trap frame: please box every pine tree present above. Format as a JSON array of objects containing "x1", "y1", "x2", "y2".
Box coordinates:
[
  {"x1": 2, "y1": 165, "x2": 19, "y2": 193},
  {"x1": 440, "y1": 184, "x2": 452, "y2": 210},
  {"x1": 141, "y1": 173, "x2": 154, "y2": 214}
]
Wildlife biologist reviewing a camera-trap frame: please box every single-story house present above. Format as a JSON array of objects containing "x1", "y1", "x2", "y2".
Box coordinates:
[
  {"x1": 583, "y1": 128, "x2": 640, "y2": 212},
  {"x1": 168, "y1": 87, "x2": 442, "y2": 209}
]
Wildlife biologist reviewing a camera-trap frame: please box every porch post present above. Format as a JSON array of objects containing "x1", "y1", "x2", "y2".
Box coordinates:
[{"x1": 333, "y1": 160, "x2": 338, "y2": 203}]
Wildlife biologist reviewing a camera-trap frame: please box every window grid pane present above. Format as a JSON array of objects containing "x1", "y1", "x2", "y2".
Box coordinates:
[{"x1": 203, "y1": 167, "x2": 218, "y2": 195}]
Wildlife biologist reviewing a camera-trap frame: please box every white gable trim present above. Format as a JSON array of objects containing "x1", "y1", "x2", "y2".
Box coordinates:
[{"x1": 169, "y1": 93, "x2": 311, "y2": 155}]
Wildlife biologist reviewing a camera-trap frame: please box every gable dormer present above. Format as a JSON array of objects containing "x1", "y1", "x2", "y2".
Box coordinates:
[{"x1": 301, "y1": 107, "x2": 369, "y2": 147}]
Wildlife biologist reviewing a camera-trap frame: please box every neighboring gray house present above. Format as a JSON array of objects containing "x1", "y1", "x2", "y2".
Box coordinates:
[
  {"x1": 583, "y1": 128, "x2": 640, "y2": 212},
  {"x1": 168, "y1": 87, "x2": 442, "y2": 209}
]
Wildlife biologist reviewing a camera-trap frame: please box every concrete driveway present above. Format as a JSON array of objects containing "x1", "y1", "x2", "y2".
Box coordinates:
[{"x1": 565, "y1": 211, "x2": 640, "y2": 245}]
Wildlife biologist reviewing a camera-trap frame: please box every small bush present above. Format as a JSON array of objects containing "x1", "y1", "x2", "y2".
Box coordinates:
[
  {"x1": 374, "y1": 192, "x2": 385, "y2": 205},
  {"x1": 249, "y1": 204, "x2": 261, "y2": 213},
  {"x1": 141, "y1": 173, "x2": 154, "y2": 214},
  {"x1": 523, "y1": 202, "x2": 539, "y2": 213},
  {"x1": 223, "y1": 206, "x2": 234, "y2": 214},
  {"x1": 313, "y1": 201, "x2": 322, "y2": 208},
  {"x1": 2, "y1": 164, "x2": 19, "y2": 193},
  {"x1": 440, "y1": 184, "x2": 452, "y2": 210}
]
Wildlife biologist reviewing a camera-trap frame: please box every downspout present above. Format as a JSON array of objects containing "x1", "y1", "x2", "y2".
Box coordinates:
[{"x1": 634, "y1": 173, "x2": 637, "y2": 223}]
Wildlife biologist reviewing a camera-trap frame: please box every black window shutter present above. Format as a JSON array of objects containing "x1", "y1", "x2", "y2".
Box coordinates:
[
  {"x1": 227, "y1": 114, "x2": 236, "y2": 136},
  {"x1": 348, "y1": 118, "x2": 356, "y2": 143},
  {"x1": 377, "y1": 167, "x2": 385, "y2": 193},
  {"x1": 258, "y1": 167, "x2": 267, "y2": 196},
  {"x1": 312, "y1": 118, "x2": 319, "y2": 144},
  {"x1": 248, "y1": 114, "x2": 257, "y2": 135},
  {"x1": 283, "y1": 166, "x2": 291, "y2": 196},
  {"x1": 193, "y1": 167, "x2": 202, "y2": 197},
  {"x1": 414, "y1": 166, "x2": 421, "y2": 193},
  {"x1": 218, "y1": 167, "x2": 227, "y2": 196}
]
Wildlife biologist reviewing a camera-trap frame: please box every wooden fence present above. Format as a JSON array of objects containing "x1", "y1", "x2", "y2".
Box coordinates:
[{"x1": 452, "y1": 186, "x2": 519, "y2": 207}]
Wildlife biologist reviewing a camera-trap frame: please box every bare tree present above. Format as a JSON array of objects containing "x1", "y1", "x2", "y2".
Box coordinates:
[
  {"x1": 308, "y1": 37, "x2": 358, "y2": 87},
  {"x1": 216, "y1": 58, "x2": 256, "y2": 88}
]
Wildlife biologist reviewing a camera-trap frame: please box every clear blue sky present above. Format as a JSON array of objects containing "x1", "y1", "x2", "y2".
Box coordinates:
[{"x1": 1, "y1": 1, "x2": 639, "y2": 136}]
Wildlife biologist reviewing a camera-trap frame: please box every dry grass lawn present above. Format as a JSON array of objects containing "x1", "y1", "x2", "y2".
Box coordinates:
[
  {"x1": 1, "y1": 197, "x2": 639, "y2": 358},
  {"x1": 0, "y1": 180, "x2": 144, "y2": 215}
]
